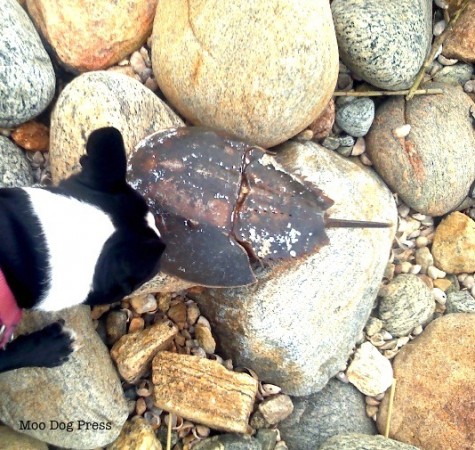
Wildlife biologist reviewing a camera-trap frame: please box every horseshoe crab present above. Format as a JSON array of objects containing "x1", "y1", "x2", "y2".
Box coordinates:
[{"x1": 127, "y1": 127, "x2": 390, "y2": 287}]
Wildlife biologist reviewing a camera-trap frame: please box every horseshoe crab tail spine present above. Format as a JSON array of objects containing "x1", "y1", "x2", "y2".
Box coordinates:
[{"x1": 325, "y1": 218, "x2": 392, "y2": 228}]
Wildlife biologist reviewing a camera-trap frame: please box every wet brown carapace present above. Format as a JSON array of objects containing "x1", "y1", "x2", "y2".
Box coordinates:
[{"x1": 127, "y1": 127, "x2": 390, "y2": 287}]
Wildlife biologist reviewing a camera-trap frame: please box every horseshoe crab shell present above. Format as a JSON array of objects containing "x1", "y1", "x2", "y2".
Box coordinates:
[{"x1": 127, "y1": 127, "x2": 386, "y2": 287}]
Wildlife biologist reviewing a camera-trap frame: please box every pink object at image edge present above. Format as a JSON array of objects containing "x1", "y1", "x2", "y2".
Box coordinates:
[{"x1": 0, "y1": 268, "x2": 23, "y2": 348}]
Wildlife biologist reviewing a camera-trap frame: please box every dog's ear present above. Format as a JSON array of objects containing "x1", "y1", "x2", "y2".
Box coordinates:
[
  {"x1": 86, "y1": 230, "x2": 166, "y2": 305},
  {"x1": 79, "y1": 127, "x2": 127, "y2": 192}
]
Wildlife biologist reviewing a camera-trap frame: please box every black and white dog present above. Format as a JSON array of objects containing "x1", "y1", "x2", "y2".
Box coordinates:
[{"x1": 0, "y1": 127, "x2": 165, "y2": 373}]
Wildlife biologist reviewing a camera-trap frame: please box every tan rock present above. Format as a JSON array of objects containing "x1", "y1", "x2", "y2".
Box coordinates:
[
  {"x1": 195, "y1": 323, "x2": 216, "y2": 354},
  {"x1": 107, "y1": 417, "x2": 162, "y2": 450},
  {"x1": 49, "y1": 71, "x2": 183, "y2": 183},
  {"x1": 443, "y1": 1, "x2": 475, "y2": 63},
  {"x1": 433, "y1": 278, "x2": 452, "y2": 292},
  {"x1": 346, "y1": 342, "x2": 393, "y2": 396},
  {"x1": 152, "y1": 352, "x2": 258, "y2": 433},
  {"x1": 366, "y1": 83, "x2": 475, "y2": 216},
  {"x1": 167, "y1": 302, "x2": 187, "y2": 330},
  {"x1": 377, "y1": 314, "x2": 475, "y2": 450},
  {"x1": 111, "y1": 320, "x2": 178, "y2": 383},
  {"x1": 129, "y1": 294, "x2": 157, "y2": 314},
  {"x1": 11, "y1": 121, "x2": 49, "y2": 152},
  {"x1": 258, "y1": 394, "x2": 294, "y2": 425},
  {"x1": 151, "y1": 0, "x2": 338, "y2": 148},
  {"x1": 0, "y1": 426, "x2": 48, "y2": 450},
  {"x1": 432, "y1": 212, "x2": 475, "y2": 274},
  {"x1": 26, "y1": 0, "x2": 157, "y2": 72}
]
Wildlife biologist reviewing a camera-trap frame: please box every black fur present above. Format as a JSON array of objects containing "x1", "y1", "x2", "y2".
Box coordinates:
[{"x1": 0, "y1": 127, "x2": 165, "y2": 373}]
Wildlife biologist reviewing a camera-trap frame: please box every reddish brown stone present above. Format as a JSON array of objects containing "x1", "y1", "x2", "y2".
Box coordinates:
[
  {"x1": 309, "y1": 98, "x2": 335, "y2": 140},
  {"x1": 377, "y1": 314, "x2": 475, "y2": 450},
  {"x1": 443, "y1": 2, "x2": 475, "y2": 63},
  {"x1": 11, "y1": 121, "x2": 49, "y2": 152}
]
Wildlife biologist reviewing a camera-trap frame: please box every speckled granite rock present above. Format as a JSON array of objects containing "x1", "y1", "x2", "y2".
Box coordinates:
[
  {"x1": 0, "y1": 136, "x2": 34, "y2": 187},
  {"x1": 152, "y1": 0, "x2": 338, "y2": 148},
  {"x1": 49, "y1": 71, "x2": 184, "y2": 183},
  {"x1": 0, "y1": 306, "x2": 128, "y2": 449},
  {"x1": 279, "y1": 379, "x2": 377, "y2": 450},
  {"x1": 332, "y1": 0, "x2": 431, "y2": 90},
  {"x1": 318, "y1": 433, "x2": 420, "y2": 450},
  {"x1": 336, "y1": 98, "x2": 375, "y2": 137},
  {"x1": 0, "y1": 0, "x2": 55, "y2": 127},
  {"x1": 446, "y1": 290, "x2": 475, "y2": 314},
  {"x1": 0, "y1": 426, "x2": 48, "y2": 450},
  {"x1": 377, "y1": 314, "x2": 475, "y2": 450},
  {"x1": 366, "y1": 83, "x2": 475, "y2": 215},
  {"x1": 26, "y1": 0, "x2": 157, "y2": 72},
  {"x1": 378, "y1": 274, "x2": 435, "y2": 337},
  {"x1": 191, "y1": 141, "x2": 396, "y2": 395}
]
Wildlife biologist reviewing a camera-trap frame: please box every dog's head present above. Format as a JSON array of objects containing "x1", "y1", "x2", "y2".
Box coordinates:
[{"x1": 56, "y1": 127, "x2": 166, "y2": 305}]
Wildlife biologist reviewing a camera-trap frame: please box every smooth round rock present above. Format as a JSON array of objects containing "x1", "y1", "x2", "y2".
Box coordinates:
[
  {"x1": 0, "y1": 0, "x2": 55, "y2": 127},
  {"x1": 318, "y1": 433, "x2": 420, "y2": 450},
  {"x1": 0, "y1": 306, "x2": 128, "y2": 448},
  {"x1": 378, "y1": 274, "x2": 435, "y2": 337},
  {"x1": 151, "y1": 0, "x2": 338, "y2": 148},
  {"x1": 26, "y1": 0, "x2": 157, "y2": 72},
  {"x1": 377, "y1": 314, "x2": 475, "y2": 450},
  {"x1": 192, "y1": 141, "x2": 396, "y2": 395},
  {"x1": 49, "y1": 71, "x2": 184, "y2": 183},
  {"x1": 336, "y1": 98, "x2": 375, "y2": 137},
  {"x1": 0, "y1": 136, "x2": 34, "y2": 187},
  {"x1": 366, "y1": 83, "x2": 475, "y2": 215},
  {"x1": 279, "y1": 379, "x2": 377, "y2": 450},
  {"x1": 332, "y1": 0, "x2": 432, "y2": 90}
]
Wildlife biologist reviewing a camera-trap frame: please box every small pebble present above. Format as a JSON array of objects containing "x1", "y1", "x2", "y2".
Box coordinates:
[
  {"x1": 461, "y1": 275, "x2": 475, "y2": 290},
  {"x1": 359, "y1": 153, "x2": 372, "y2": 166},
  {"x1": 434, "y1": 0, "x2": 448, "y2": 9},
  {"x1": 336, "y1": 97, "x2": 375, "y2": 137},
  {"x1": 130, "y1": 294, "x2": 157, "y2": 314},
  {"x1": 438, "y1": 54, "x2": 458, "y2": 66},
  {"x1": 433, "y1": 20, "x2": 446, "y2": 37},
  {"x1": 433, "y1": 288, "x2": 447, "y2": 305},
  {"x1": 427, "y1": 265, "x2": 446, "y2": 280},
  {"x1": 464, "y1": 80, "x2": 475, "y2": 93},
  {"x1": 365, "y1": 317, "x2": 383, "y2": 337},
  {"x1": 321, "y1": 136, "x2": 340, "y2": 150},
  {"x1": 392, "y1": 124, "x2": 411, "y2": 138},
  {"x1": 415, "y1": 236, "x2": 429, "y2": 247},
  {"x1": 258, "y1": 395, "x2": 294, "y2": 425},
  {"x1": 351, "y1": 137, "x2": 365, "y2": 156}
]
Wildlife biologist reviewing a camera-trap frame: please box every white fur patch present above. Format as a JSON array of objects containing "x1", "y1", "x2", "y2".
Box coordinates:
[
  {"x1": 22, "y1": 188, "x2": 115, "y2": 311},
  {"x1": 146, "y1": 211, "x2": 161, "y2": 237}
]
